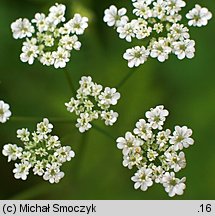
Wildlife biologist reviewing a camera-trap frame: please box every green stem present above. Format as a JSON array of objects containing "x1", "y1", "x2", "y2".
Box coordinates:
[
  {"x1": 10, "y1": 116, "x2": 42, "y2": 122},
  {"x1": 116, "y1": 67, "x2": 138, "y2": 89},
  {"x1": 11, "y1": 116, "x2": 114, "y2": 140},
  {"x1": 64, "y1": 68, "x2": 76, "y2": 95},
  {"x1": 9, "y1": 183, "x2": 51, "y2": 200},
  {"x1": 78, "y1": 132, "x2": 89, "y2": 162},
  {"x1": 66, "y1": 0, "x2": 73, "y2": 19},
  {"x1": 10, "y1": 116, "x2": 76, "y2": 124},
  {"x1": 92, "y1": 123, "x2": 115, "y2": 140},
  {"x1": 71, "y1": 132, "x2": 89, "y2": 181}
]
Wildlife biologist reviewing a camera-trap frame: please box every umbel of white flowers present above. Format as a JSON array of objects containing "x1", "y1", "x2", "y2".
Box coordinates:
[
  {"x1": 11, "y1": 3, "x2": 88, "y2": 68},
  {"x1": 104, "y1": 1, "x2": 212, "y2": 68},
  {"x1": 65, "y1": 76, "x2": 121, "y2": 133},
  {"x1": 2, "y1": 118, "x2": 75, "y2": 183},
  {"x1": 116, "y1": 105, "x2": 194, "y2": 197},
  {"x1": 0, "y1": 100, "x2": 12, "y2": 123}
]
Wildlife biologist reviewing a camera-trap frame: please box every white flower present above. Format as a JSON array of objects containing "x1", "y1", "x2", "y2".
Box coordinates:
[
  {"x1": 84, "y1": 101, "x2": 94, "y2": 110},
  {"x1": 166, "y1": 0, "x2": 186, "y2": 16},
  {"x1": 0, "y1": 100, "x2": 12, "y2": 123},
  {"x1": 3, "y1": 118, "x2": 75, "y2": 184},
  {"x1": 165, "y1": 151, "x2": 186, "y2": 172},
  {"x1": 104, "y1": 5, "x2": 128, "y2": 27},
  {"x1": 116, "y1": 132, "x2": 143, "y2": 156},
  {"x1": 47, "y1": 3, "x2": 66, "y2": 25},
  {"x1": 167, "y1": 14, "x2": 182, "y2": 23},
  {"x1": 133, "y1": 119, "x2": 152, "y2": 141},
  {"x1": 66, "y1": 76, "x2": 120, "y2": 132},
  {"x1": 40, "y1": 52, "x2": 54, "y2": 66},
  {"x1": 79, "y1": 76, "x2": 93, "y2": 96},
  {"x1": 33, "y1": 161, "x2": 45, "y2": 176},
  {"x1": 11, "y1": 4, "x2": 88, "y2": 68},
  {"x1": 170, "y1": 23, "x2": 190, "y2": 41},
  {"x1": 2, "y1": 144, "x2": 23, "y2": 162},
  {"x1": 11, "y1": 18, "x2": 35, "y2": 39},
  {"x1": 43, "y1": 163, "x2": 65, "y2": 184},
  {"x1": 76, "y1": 113, "x2": 92, "y2": 133},
  {"x1": 60, "y1": 35, "x2": 81, "y2": 51},
  {"x1": 170, "y1": 126, "x2": 194, "y2": 150},
  {"x1": 145, "y1": 105, "x2": 169, "y2": 130},
  {"x1": 162, "y1": 172, "x2": 186, "y2": 197},
  {"x1": 32, "y1": 13, "x2": 48, "y2": 32},
  {"x1": 91, "y1": 83, "x2": 103, "y2": 97},
  {"x1": 37, "y1": 118, "x2": 53, "y2": 137},
  {"x1": 186, "y1": 4, "x2": 212, "y2": 27},
  {"x1": 135, "y1": 24, "x2": 152, "y2": 40},
  {"x1": 13, "y1": 162, "x2": 31, "y2": 180},
  {"x1": 20, "y1": 40, "x2": 39, "y2": 64},
  {"x1": 101, "y1": 110, "x2": 118, "y2": 126},
  {"x1": 152, "y1": 165, "x2": 164, "y2": 183},
  {"x1": 117, "y1": 21, "x2": 136, "y2": 42},
  {"x1": 133, "y1": 1, "x2": 152, "y2": 19},
  {"x1": 32, "y1": 131, "x2": 42, "y2": 143},
  {"x1": 43, "y1": 34, "x2": 54, "y2": 47},
  {"x1": 54, "y1": 146, "x2": 75, "y2": 163},
  {"x1": 123, "y1": 152, "x2": 143, "y2": 169},
  {"x1": 156, "y1": 129, "x2": 171, "y2": 147},
  {"x1": 123, "y1": 46, "x2": 149, "y2": 68},
  {"x1": 47, "y1": 135, "x2": 61, "y2": 150},
  {"x1": 17, "y1": 128, "x2": 30, "y2": 142},
  {"x1": 52, "y1": 47, "x2": 70, "y2": 68},
  {"x1": 132, "y1": 0, "x2": 153, "y2": 4},
  {"x1": 35, "y1": 148, "x2": 48, "y2": 157},
  {"x1": 65, "y1": 14, "x2": 88, "y2": 35},
  {"x1": 150, "y1": 38, "x2": 172, "y2": 62},
  {"x1": 116, "y1": 105, "x2": 194, "y2": 197},
  {"x1": 20, "y1": 151, "x2": 32, "y2": 162},
  {"x1": 152, "y1": 0, "x2": 167, "y2": 19},
  {"x1": 153, "y1": 23, "x2": 164, "y2": 34},
  {"x1": 131, "y1": 167, "x2": 153, "y2": 191},
  {"x1": 99, "y1": 87, "x2": 120, "y2": 106},
  {"x1": 104, "y1": 1, "x2": 211, "y2": 68},
  {"x1": 65, "y1": 98, "x2": 80, "y2": 113},
  {"x1": 84, "y1": 100, "x2": 94, "y2": 111},
  {"x1": 147, "y1": 149, "x2": 158, "y2": 161},
  {"x1": 172, "y1": 39, "x2": 195, "y2": 60}
]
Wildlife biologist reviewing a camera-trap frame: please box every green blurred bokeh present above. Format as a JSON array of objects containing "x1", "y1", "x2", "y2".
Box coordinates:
[{"x1": 0, "y1": 0, "x2": 215, "y2": 200}]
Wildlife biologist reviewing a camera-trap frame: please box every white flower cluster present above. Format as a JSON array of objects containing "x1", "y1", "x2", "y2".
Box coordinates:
[
  {"x1": 2, "y1": 118, "x2": 75, "y2": 183},
  {"x1": 104, "y1": 2, "x2": 212, "y2": 68},
  {"x1": 0, "y1": 100, "x2": 12, "y2": 123},
  {"x1": 116, "y1": 105, "x2": 194, "y2": 197},
  {"x1": 65, "y1": 76, "x2": 120, "y2": 133},
  {"x1": 11, "y1": 3, "x2": 88, "y2": 68}
]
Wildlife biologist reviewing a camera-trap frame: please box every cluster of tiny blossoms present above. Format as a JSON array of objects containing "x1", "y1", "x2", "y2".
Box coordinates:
[
  {"x1": 2, "y1": 118, "x2": 75, "y2": 183},
  {"x1": 65, "y1": 76, "x2": 120, "y2": 133},
  {"x1": 0, "y1": 100, "x2": 12, "y2": 123},
  {"x1": 11, "y1": 3, "x2": 88, "y2": 68},
  {"x1": 104, "y1": 1, "x2": 212, "y2": 68},
  {"x1": 116, "y1": 105, "x2": 194, "y2": 197}
]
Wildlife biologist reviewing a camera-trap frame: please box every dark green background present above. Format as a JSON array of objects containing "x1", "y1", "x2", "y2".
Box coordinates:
[{"x1": 0, "y1": 0, "x2": 214, "y2": 199}]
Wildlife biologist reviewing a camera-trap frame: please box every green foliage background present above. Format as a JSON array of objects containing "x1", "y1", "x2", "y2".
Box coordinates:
[{"x1": 0, "y1": 0, "x2": 215, "y2": 199}]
